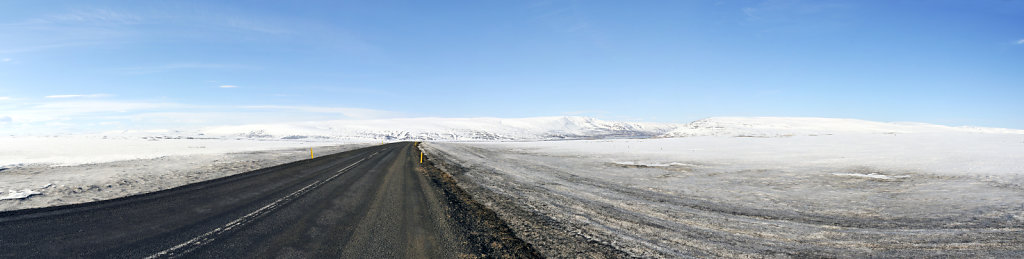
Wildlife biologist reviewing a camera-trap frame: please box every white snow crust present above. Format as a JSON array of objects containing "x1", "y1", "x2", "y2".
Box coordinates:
[
  {"x1": 462, "y1": 133, "x2": 1024, "y2": 177},
  {"x1": 0, "y1": 135, "x2": 361, "y2": 167},
  {"x1": 0, "y1": 144, "x2": 367, "y2": 211},
  {"x1": 0, "y1": 189, "x2": 41, "y2": 200},
  {"x1": 2, "y1": 115, "x2": 1022, "y2": 230},
  {"x1": 420, "y1": 118, "x2": 1024, "y2": 257}
]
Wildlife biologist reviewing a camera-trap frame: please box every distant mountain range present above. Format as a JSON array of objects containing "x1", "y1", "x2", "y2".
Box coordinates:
[
  {"x1": 661, "y1": 117, "x2": 1024, "y2": 137},
  {"x1": 198, "y1": 116, "x2": 1024, "y2": 141},
  {"x1": 201, "y1": 116, "x2": 675, "y2": 141}
]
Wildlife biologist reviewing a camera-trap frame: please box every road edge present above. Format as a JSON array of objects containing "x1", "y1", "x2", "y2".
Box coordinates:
[
  {"x1": 419, "y1": 143, "x2": 633, "y2": 259},
  {"x1": 415, "y1": 143, "x2": 544, "y2": 258}
]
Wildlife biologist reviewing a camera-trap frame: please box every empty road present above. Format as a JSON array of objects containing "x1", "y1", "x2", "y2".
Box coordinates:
[{"x1": 0, "y1": 142, "x2": 537, "y2": 258}]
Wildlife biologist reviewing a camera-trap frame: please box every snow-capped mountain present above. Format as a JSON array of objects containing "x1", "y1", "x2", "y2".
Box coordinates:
[
  {"x1": 660, "y1": 117, "x2": 1024, "y2": 137},
  {"x1": 201, "y1": 116, "x2": 680, "y2": 141},
  {"x1": 197, "y1": 116, "x2": 1023, "y2": 141}
]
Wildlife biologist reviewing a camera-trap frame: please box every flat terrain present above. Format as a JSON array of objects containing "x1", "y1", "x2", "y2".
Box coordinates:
[
  {"x1": 0, "y1": 142, "x2": 536, "y2": 258},
  {"x1": 0, "y1": 144, "x2": 367, "y2": 211},
  {"x1": 424, "y1": 138, "x2": 1024, "y2": 258}
]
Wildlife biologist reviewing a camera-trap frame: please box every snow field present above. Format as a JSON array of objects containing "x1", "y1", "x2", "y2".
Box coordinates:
[
  {"x1": 476, "y1": 133, "x2": 1024, "y2": 177},
  {"x1": 2, "y1": 115, "x2": 1023, "y2": 256},
  {"x1": 0, "y1": 135, "x2": 363, "y2": 167},
  {"x1": 0, "y1": 141, "x2": 369, "y2": 211},
  {"x1": 423, "y1": 133, "x2": 1024, "y2": 257}
]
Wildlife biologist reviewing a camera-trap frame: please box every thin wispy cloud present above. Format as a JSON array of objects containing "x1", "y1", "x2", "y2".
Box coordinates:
[
  {"x1": 1016, "y1": 39, "x2": 1024, "y2": 45},
  {"x1": 1, "y1": 3, "x2": 376, "y2": 60},
  {"x1": 741, "y1": 0, "x2": 854, "y2": 32},
  {"x1": 2, "y1": 100, "x2": 188, "y2": 125},
  {"x1": 33, "y1": 100, "x2": 180, "y2": 114},
  {"x1": 240, "y1": 105, "x2": 403, "y2": 120},
  {"x1": 0, "y1": 96, "x2": 11, "y2": 100},
  {"x1": 0, "y1": 96, "x2": 403, "y2": 134},
  {"x1": 45, "y1": 94, "x2": 111, "y2": 99},
  {"x1": 527, "y1": 1, "x2": 608, "y2": 49},
  {"x1": 0, "y1": 42, "x2": 103, "y2": 55},
  {"x1": 0, "y1": 9, "x2": 135, "y2": 56},
  {"x1": 1, "y1": 58, "x2": 11, "y2": 62},
  {"x1": 743, "y1": 0, "x2": 851, "y2": 20},
  {"x1": 219, "y1": 85, "x2": 239, "y2": 88},
  {"x1": 742, "y1": 7, "x2": 761, "y2": 19},
  {"x1": 115, "y1": 63, "x2": 256, "y2": 74},
  {"x1": 224, "y1": 17, "x2": 290, "y2": 34},
  {"x1": 36, "y1": 9, "x2": 142, "y2": 25}
]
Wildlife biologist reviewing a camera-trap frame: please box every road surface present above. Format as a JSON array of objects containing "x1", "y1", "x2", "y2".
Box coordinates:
[{"x1": 0, "y1": 142, "x2": 537, "y2": 258}]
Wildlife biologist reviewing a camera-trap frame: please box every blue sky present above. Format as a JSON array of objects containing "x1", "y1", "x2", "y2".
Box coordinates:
[{"x1": 1, "y1": 0, "x2": 1023, "y2": 134}]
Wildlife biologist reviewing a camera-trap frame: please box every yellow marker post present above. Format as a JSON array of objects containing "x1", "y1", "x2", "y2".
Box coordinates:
[
  {"x1": 310, "y1": 148, "x2": 314, "y2": 159},
  {"x1": 420, "y1": 152, "x2": 423, "y2": 164}
]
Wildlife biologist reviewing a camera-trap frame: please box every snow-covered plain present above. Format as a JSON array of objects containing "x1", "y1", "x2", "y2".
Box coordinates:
[
  {"x1": 2, "y1": 115, "x2": 1023, "y2": 256},
  {"x1": 467, "y1": 132, "x2": 1024, "y2": 177},
  {"x1": 0, "y1": 115, "x2": 672, "y2": 211},
  {"x1": 0, "y1": 135, "x2": 361, "y2": 167},
  {"x1": 0, "y1": 134, "x2": 369, "y2": 211},
  {"x1": 421, "y1": 118, "x2": 1024, "y2": 257}
]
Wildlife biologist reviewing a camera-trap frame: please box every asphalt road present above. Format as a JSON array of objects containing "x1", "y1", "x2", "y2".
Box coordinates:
[{"x1": 0, "y1": 142, "x2": 536, "y2": 258}]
